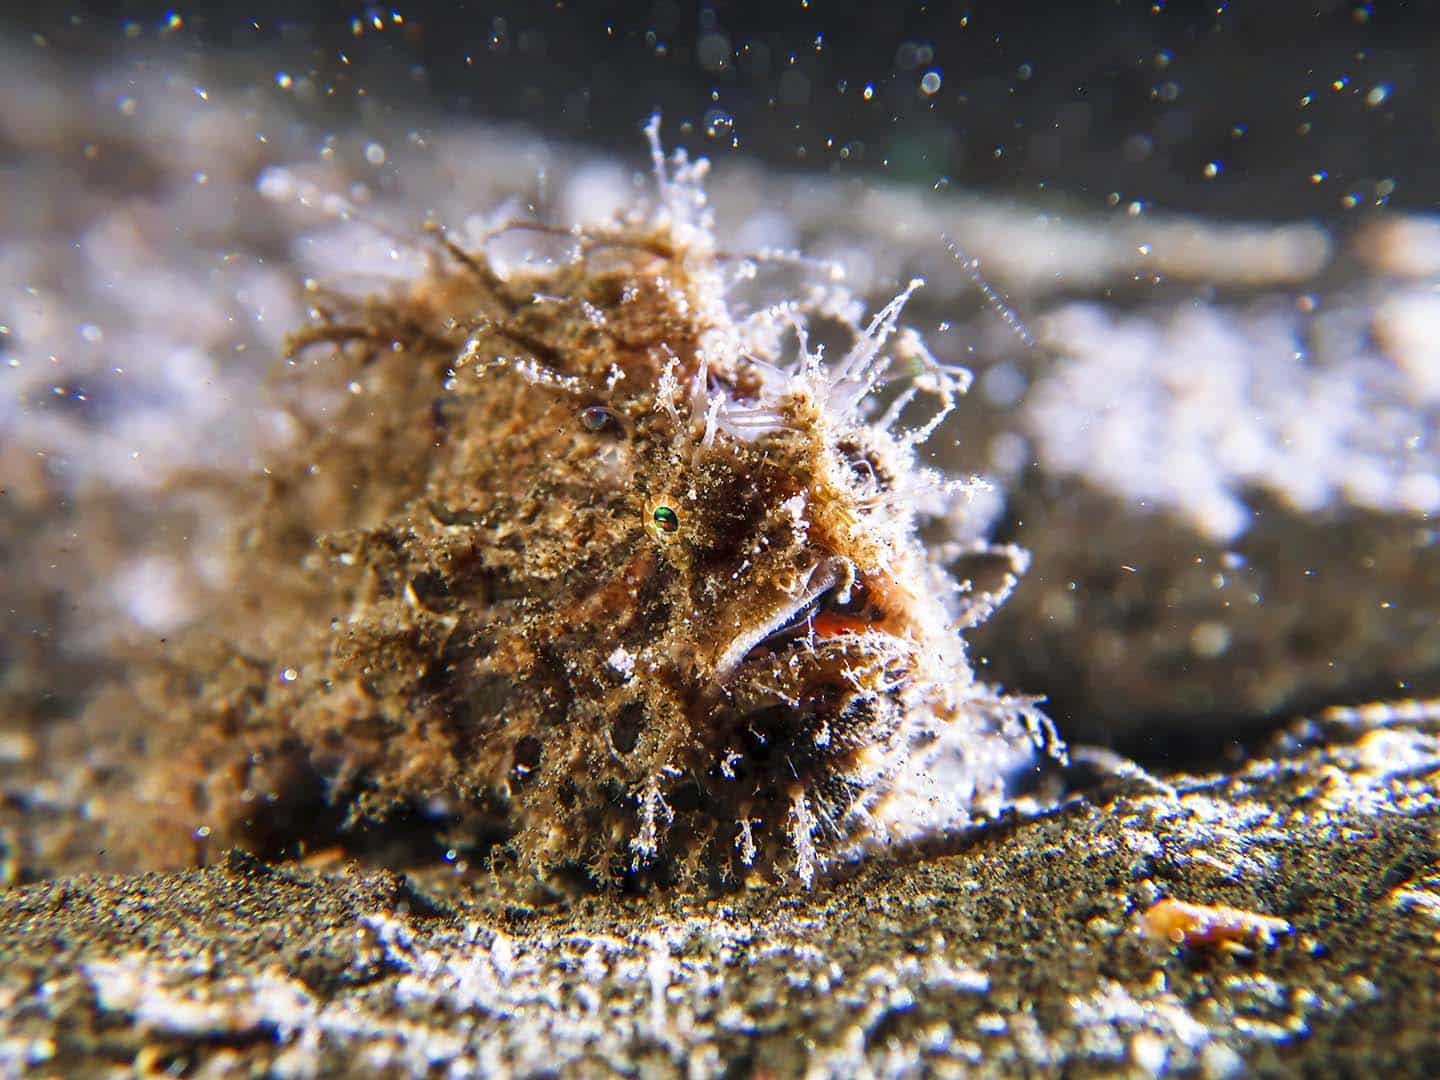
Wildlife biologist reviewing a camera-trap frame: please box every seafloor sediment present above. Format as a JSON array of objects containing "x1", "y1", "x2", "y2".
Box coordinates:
[{"x1": 1, "y1": 720, "x2": 1437, "y2": 1077}]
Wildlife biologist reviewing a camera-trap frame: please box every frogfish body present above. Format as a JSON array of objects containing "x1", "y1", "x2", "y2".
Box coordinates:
[{"x1": 97, "y1": 120, "x2": 1062, "y2": 886}]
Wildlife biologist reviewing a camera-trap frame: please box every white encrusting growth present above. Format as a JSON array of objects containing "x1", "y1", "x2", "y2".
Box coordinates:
[
  {"x1": 950, "y1": 542, "x2": 1032, "y2": 632},
  {"x1": 642, "y1": 115, "x2": 972, "y2": 470},
  {"x1": 630, "y1": 773, "x2": 677, "y2": 865},
  {"x1": 788, "y1": 792, "x2": 820, "y2": 888},
  {"x1": 642, "y1": 113, "x2": 716, "y2": 255},
  {"x1": 456, "y1": 338, "x2": 587, "y2": 394}
]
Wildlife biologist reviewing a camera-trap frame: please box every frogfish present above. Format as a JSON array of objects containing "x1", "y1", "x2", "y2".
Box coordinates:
[{"x1": 95, "y1": 119, "x2": 1064, "y2": 887}]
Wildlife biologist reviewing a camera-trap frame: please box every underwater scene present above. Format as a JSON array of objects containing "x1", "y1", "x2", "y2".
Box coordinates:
[{"x1": 0, "y1": 3, "x2": 1437, "y2": 1076}]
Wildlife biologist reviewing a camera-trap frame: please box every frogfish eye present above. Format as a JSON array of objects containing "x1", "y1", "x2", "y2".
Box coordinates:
[
  {"x1": 651, "y1": 505, "x2": 680, "y2": 533},
  {"x1": 578, "y1": 404, "x2": 617, "y2": 432}
]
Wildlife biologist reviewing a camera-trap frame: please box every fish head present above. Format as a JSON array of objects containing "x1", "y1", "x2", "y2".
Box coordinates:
[{"x1": 470, "y1": 245, "x2": 1056, "y2": 884}]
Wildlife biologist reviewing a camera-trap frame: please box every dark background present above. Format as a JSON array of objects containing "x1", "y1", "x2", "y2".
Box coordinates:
[{"x1": 13, "y1": 0, "x2": 1437, "y2": 220}]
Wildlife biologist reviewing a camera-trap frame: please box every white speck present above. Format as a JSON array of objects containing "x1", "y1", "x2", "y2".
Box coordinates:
[
  {"x1": 975, "y1": 1013, "x2": 1007, "y2": 1035},
  {"x1": 111, "y1": 558, "x2": 190, "y2": 632},
  {"x1": 365, "y1": 142, "x2": 387, "y2": 166},
  {"x1": 1131, "y1": 1032, "x2": 1169, "y2": 1075},
  {"x1": 1199, "y1": 1042, "x2": 1246, "y2": 1080},
  {"x1": 607, "y1": 646, "x2": 635, "y2": 679},
  {"x1": 645, "y1": 933, "x2": 672, "y2": 1035},
  {"x1": 1399, "y1": 472, "x2": 1440, "y2": 514},
  {"x1": 1190, "y1": 621, "x2": 1232, "y2": 658}
]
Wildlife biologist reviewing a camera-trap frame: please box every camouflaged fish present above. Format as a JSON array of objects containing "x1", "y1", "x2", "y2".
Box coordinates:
[{"x1": 101, "y1": 119, "x2": 1064, "y2": 886}]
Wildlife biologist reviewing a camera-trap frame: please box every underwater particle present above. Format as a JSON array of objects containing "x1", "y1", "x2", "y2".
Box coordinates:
[
  {"x1": 1140, "y1": 897, "x2": 1293, "y2": 950},
  {"x1": 97, "y1": 117, "x2": 1062, "y2": 887}
]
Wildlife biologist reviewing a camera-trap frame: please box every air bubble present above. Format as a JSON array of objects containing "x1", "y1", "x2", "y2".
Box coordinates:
[{"x1": 704, "y1": 108, "x2": 734, "y2": 138}]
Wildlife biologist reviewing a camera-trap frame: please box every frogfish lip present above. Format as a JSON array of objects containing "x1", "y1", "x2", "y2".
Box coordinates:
[
  {"x1": 712, "y1": 556, "x2": 901, "y2": 685},
  {"x1": 710, "y1": 558, "x2": 843, "y2": 682}
]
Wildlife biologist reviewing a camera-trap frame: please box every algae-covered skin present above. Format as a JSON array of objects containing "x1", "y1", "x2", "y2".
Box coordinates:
[{"x1": 91, "y1": 126, "x2": 1059, "y2": 886}]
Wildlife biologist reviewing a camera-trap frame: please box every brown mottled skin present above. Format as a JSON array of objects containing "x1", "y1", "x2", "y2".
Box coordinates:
[{"x1": 86, "y1": 213, "x2": 1043, "y2": 887}]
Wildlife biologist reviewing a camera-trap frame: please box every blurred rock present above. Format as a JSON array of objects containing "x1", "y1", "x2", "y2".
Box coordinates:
[
  {"x1": 934, "y1": 278, "x2": 1440, "y2": 741},
  {"x1": 970, "y1": 482, "x2": 1440, "y2": 745}
]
